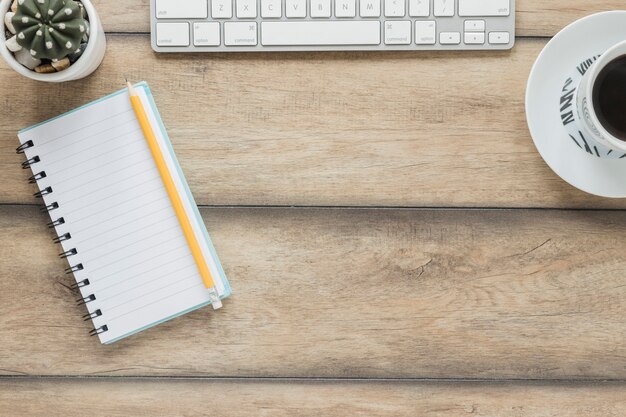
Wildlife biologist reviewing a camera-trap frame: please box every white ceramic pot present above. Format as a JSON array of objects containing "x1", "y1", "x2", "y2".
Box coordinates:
[{"x1": 0, "y1": 0, "x2": 106, "y2": 82}]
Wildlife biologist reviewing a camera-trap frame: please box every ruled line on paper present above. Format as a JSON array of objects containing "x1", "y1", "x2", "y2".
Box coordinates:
[
  {"x1": 50, "y1": 144, "x2": 152, "y2": 187},
  {"x1": 58, "y1": 169, "x2": 160, "y2": 208},
  {"x1": 55, "y1": 162, "x2": 162, "y2": 208},
  {"x1": 36, "y1": 107, "x2": 136, "y2": 153},
  {"x1": 67, "y1": 192, "x2": 168, "y2": 227},
  {"x1": 40, "y1": 118, "x2": 136, "y2": 160},
  {"x1": 55, "y1": 162, "x2": 157, "y2": 196},
  {"x1": 95, "y1": 263, "x2": 198, "y2": 304},
  {"x1": 81, "y1": 223, "x2": 182, "y2": 269},
  {"x1": 72, "y1": 207, "x2": 175, "y2": 245},
  {"x1": 44, "y1": 125, "x2": 142, "y2": 171},
  {"x1": 86, "y1": 237, "x2": 188, "y2": 278},
  {"x1": 103, "y1": 277, "x2": 203, "y2": 321},
  {"x1": 90, "y1": 198, "x2": 171, "y2": 229},
  {"x1": 88, "y1": 241, "x2": 189, "y2": 283},
  {"x1": 93, "y1": 258, "x2": 195, "y2": 295}
]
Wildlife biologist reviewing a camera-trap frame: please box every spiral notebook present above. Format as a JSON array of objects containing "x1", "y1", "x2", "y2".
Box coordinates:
[{"x1": 16, "y1": 82, "x2": 231, "y2": 344}]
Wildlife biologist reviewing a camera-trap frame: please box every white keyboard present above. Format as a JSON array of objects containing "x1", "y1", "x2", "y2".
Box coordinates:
[{"x1": 150, "y1": 0, "x2": 514, "y2": 52}]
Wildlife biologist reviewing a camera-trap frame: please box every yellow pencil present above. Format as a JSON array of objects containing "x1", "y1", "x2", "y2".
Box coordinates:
[{"x1": 126, "y1": 80, "x2": 222, "y2": 309}]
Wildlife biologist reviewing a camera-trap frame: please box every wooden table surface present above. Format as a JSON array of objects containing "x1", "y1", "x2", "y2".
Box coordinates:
[{"x1": 2, "y1": 1, "x2": 626, "y2": 415}]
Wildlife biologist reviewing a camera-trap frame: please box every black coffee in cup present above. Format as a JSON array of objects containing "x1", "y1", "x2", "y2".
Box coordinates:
[{"x1": 592, "y1": 54, "x2": 626, "y2": 141}]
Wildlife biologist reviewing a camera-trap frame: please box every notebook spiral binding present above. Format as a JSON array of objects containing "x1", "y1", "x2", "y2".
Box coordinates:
[{"x1": 16, "y1": 142, "x2": 108, "y2": 337}]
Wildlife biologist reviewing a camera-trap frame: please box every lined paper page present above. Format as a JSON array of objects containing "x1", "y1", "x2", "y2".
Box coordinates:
[{"x1": 18, "y1": 85, "x2": 229, "y2": 344}]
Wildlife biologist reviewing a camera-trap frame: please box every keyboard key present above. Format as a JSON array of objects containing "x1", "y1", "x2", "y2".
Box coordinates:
[
  {"x1": 156, "y1": 22, "x2": 190, "y2": 46},
  {"x1": 336, "y1": 0, "x2": 356, "y2": 17},
  {"x1": 225, "y1": 22, "x2": 258, "y2": 45},
  {"x1": 384, "y1": 0, "x2": 405, "y2": 17},
  {"x1": 384, "y1": 20, "x2": 411, "y2": 44},
  {"x1": 360, "y1": 0, "x2": 381, "y2": 17},
  {"x1": 433, "y1": 0, "x2": 453, "y2": 16},
  {"x1": 488, "y1": 31, "x2": 510, "y2": 44},
  {"x1": 459, "y1": 0, "x2": 509, "y2": 16},
  {"x1": 414, "y1": 20, "x2": 435, "y2": 44},
  {"x1": 261, "y1": 0, "x2": 282, "y2": 17},
  {"x1": 409, "y1": 0, "x2": 429, "y2": 17},
  {"x1": 310, "y1": 0, "x2": 331, "y2": 17},
  {"x1": 464, "y1": 32, "x2": 484, "y2": 44},
  {"x1": 464, "y1": 20, "x2": 485, "y2": 31},
  {"x1": 286, "y1": 0, "x2": 307, "y2": 17},
  {"x1": 155, "y1": 0, "x2": 208, "y2": 18},
  {"x1": 237, "y1": 0, "x2": 257, "y2": 18},
  {"x1": 261, "y1": 21, "x2": 380, "y2": 45},
  {"x1": 212, "y1": 0, "x2": 233, "y2": 18},
  {"x1": 439, "y1": 31, "x2": 460, "y2": 44},
  {"x1": 193, "y1": 22, "x2": 220, "y2": 46}
]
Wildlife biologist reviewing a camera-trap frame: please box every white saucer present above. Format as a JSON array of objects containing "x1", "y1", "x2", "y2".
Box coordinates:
[{"x1": 526, "y1": 11, "x2": 626, "y2": 198}]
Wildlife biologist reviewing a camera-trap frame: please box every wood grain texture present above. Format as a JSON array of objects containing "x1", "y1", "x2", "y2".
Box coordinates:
[
  {"x1": 2, "y1": 205, "x2": 626, "y2": 378},
  {"x1": 516, "y1": 1, "x2": 624, "y2": 37},
  {"x1": 2, "y1": 36, "x2": 626, "y2": 208},
  {"x1": 2, "y1": 1, "x2": 625, "y2": 414},
  {"x1": 1, "y1": 379, "x2": 626, "y2": 417},
  {"x1": 93, "y1": 0, "x2": 625, "y2": 37}
]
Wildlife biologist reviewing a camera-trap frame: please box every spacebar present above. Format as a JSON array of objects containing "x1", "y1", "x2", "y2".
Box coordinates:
[{"x1": 261, "y1": 21, "x2": 381, "y2": 46}]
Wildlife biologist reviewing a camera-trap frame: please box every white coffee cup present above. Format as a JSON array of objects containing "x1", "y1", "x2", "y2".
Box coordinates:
[{"x1": 576, "y1": 39, "x2": 626, "y2": 153}]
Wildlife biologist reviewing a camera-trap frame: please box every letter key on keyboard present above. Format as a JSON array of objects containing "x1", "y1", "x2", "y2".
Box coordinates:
[{"x1": 151, "y1": 0, "x2": 515, "y2": 51}]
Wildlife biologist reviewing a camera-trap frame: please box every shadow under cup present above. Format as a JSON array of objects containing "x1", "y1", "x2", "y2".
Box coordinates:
[{"x1": 592, "y1": 54, "x2": 626, "y2": 141}]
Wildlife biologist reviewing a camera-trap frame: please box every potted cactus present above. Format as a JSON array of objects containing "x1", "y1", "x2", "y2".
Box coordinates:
[{"x1": 0, "y1": 0, "x2": 105, "y2": 82}]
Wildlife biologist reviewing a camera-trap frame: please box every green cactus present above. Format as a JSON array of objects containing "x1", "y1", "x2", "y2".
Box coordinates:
[{"x1": 11, "y1": 0, "x2": 89, "y2": 60}]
